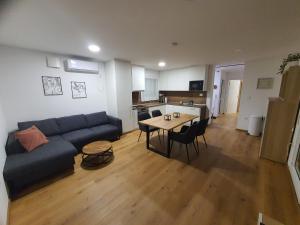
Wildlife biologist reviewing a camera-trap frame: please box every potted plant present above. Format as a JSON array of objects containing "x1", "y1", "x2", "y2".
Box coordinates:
[{"x1": 278, "y1": 53, "x2": 300, "y2": 74}]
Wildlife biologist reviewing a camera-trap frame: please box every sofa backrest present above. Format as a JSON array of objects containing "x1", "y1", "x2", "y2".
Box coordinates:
[
  {"x1": 56, "y1": 114, "x2": 88, "y2": 133},
  {"x1": 18, "y1": 118, "x2": 61, "y2": 137},
  {"x1": 85, "y1": 111, "x2": 109, "y2": 127}
]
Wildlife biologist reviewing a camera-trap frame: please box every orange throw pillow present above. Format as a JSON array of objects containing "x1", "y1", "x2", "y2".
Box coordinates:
[{"x1": 15, "y1": 126, "x2": 48, "y2": 152}]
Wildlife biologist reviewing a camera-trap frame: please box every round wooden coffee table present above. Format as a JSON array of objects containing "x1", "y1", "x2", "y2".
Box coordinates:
[{"x1": 81, "y1": 141, "x2": 114, "y2": 168}]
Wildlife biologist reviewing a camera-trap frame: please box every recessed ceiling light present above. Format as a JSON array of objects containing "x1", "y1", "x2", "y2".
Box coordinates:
[
  {"x1": 158, "y1": 61, "x2": 166, "y2": 67},
  {"x1": 88, "y1": 44, "x2": 100, "y2": 53}
]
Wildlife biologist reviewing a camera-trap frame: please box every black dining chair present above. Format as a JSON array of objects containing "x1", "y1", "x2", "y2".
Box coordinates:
[
  {"x1": 151, "y1": 110, "x2": 165, "y2": 137},
  {"x1": 170, "y1": 122, "x2": 199, "y2": 162},
  {"x1": 180, "y1": 118, "x2": 209, "y2": 150},
  {"x1": 151, "y1": 110, "x2": 162, "y2": 117},
  {"x1": 137, "y1": 112, "x2": 161, "y2": 142}
]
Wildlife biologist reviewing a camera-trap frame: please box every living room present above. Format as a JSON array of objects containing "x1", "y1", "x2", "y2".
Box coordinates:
[{"x1": 1, "y1": 1, "x2": 300, "y2": 225}]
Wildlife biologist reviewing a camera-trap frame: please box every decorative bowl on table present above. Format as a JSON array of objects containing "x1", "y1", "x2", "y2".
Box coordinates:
[
  {"x1": 164, "y1": 114, "x2": 172, "y2": 121},
  {"x1": 173, "y1": 112, "x2": 181, "y2": 118}
]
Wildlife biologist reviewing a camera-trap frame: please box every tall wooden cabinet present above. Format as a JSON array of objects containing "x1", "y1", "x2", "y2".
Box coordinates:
[{"x1": 260, "y1": 65, "x2": 300, "y2": 163}]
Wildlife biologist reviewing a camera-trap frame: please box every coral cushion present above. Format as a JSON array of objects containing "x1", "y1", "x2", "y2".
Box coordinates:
[{"x1": 15, "y1": 126, "x2": 48, "y2": 152}]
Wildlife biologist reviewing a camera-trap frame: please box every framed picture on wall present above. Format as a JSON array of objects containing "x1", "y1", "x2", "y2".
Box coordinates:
[
  {"x1": 42, "y1": 76, "x2": 63, "y2": 96},
  {"x1": 71, "y1": 81, "x2": 87, "y2": 99},
  {"x1": 257, "y1": 77, "x2": 274, "y2": 89}
]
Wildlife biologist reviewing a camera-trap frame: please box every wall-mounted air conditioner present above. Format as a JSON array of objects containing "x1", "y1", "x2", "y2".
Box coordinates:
[{"x1": 65, "y1": 59, "x2": 99, "y2": 74}]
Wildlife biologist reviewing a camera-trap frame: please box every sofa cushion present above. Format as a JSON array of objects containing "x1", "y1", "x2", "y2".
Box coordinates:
[
  {"x1": 18, "y1": 118, "x2": 61, "y2": 136},
  {"x1": 57, "y1": 114, "x2": 88, "y2": 133},
  {"x1": 90, "y1": 124, "x2": 119, "y2": 139},
  {"x1": 62, "y1": 129, "x2": 95, "y2": 148},
  {"x1": 15, "y1": 126, "x2": 49, "y2": 152},
  {"x1": 3, "y1": 136, "x2": 77, "y2": 181},
  {"x1": 85, "y1": 112, "x2": 110, "y2": 127}
]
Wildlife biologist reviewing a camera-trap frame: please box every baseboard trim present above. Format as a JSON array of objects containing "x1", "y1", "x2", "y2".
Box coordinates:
[
  {"x1": 122, "y1": 128, "x2": 138, "y2": 135},
  {"x1": 235, "y1": 128, "x2": 247, "y2": 132}
]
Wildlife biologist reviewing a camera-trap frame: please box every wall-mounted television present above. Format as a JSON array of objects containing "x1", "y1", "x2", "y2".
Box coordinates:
[{"x1": 189, "y1": 80, "x2": 204, "y2": 91}]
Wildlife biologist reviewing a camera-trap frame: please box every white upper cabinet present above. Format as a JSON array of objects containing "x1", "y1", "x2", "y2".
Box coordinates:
[
  {"x1": 132, "y1": 66, "x2": 145, "y2": 91},
  {"x1": 158, "y1": 66, "x2": 207, "y2": 91}
]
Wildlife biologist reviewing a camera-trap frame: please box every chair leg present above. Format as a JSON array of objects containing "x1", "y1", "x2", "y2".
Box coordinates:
[
  {"x1": 185, "y1": 144, "x2": 190, "y2": 163},
  {"x1": 193, "y1": 140, "x2": 198, "y2": 155},
  {"x1": 158, "y1": 130, "x2": 161, "y2": 143},
  {"x1": 196, "y1": 136, "x2": 200, "y2": 152},
  {"x1": 203, "y1": 135, "x2": 208, "y2": 149},
  {"x1": 138, "y1": 130, "x2": 142, "y2": 142}
]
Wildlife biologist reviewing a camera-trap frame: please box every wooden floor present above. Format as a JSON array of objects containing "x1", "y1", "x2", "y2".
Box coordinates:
[{"x1": 9, "y1": 114, "x2": 300, "y2": 225}]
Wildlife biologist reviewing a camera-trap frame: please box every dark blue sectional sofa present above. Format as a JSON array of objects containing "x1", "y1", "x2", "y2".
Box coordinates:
[{"x1": 3, "y1": 111, "x2": 122, "y2": 198}]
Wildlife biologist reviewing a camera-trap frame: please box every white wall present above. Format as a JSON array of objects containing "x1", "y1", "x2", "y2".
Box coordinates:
[
  {"x1": 0, "y1": 101, "x2": 9, "y2": 225},
  {"x1": 145, "y1": 69, "x2": 159, "y2": 79},
  {"x1": 105, "y1": 59, "x2": 133, "y2": 132},
  {"x1": 115, "y1": 60, "x2": 133, "y2": 132},
  {"x1": 237, "y1": 57, "x2": 282, "y2": 130},
  {"x1": 104, "y1": 60, "x2": 118, "y2": 117},
  {"x1": 212, "y1": 70, "x2": 222, "y2": 117},
  {"x1": 159, "y1": 65, "x2": 207, "y2": 91},
  {"x1": 0, "y1": 45, "x2": 107, "y2": 132}
]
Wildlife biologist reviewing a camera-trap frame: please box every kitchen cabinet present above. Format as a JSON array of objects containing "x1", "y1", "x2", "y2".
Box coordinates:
[
  {"x1": 131, "y1": 109, "x2": 138, "y2": 129},
  {"x1": 260, "y1": 66, "x2": 300, "y2": 163},
  {"x1": 158, "y1": 66, "x2": 207, "y2": 91},
  {"x1": 166, "y1": 105, "x2": 201, "y2": 123},
  {"x1": 132, "y1": 66, "x2": 145, "y2": 91}
]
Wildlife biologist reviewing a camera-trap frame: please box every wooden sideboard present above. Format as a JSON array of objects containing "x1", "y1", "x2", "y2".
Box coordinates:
[{"x1": 260, "y1": 66, "x2": 300, "y2": 163}]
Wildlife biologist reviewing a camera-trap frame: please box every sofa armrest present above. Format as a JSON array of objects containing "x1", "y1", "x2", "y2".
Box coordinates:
[
  {"x1": 107, "y1": 115, "x2": 123, "y2": 135},
  {"x1": 6, "y1": 132, "x2": 26, "y2": 155}
]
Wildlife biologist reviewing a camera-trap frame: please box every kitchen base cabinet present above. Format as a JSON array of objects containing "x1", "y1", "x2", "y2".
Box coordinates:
[
  {"x1": 132, "y1": 109, "x2": 138, "y2": 130},
  {"x1": 166, "y1": 105, "x2": 201, "y2": 124},
  {"x1": 148, "y1": 105, "x2": 166, "y2": 115}
]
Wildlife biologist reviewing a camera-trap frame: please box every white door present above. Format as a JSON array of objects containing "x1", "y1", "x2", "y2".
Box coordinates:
[
  {"x1": 226, "y1": 80, "x2": 241, "y2": 113},
  {"x1": 219, "y1": 79, "x2": 226, "y2": 114}
]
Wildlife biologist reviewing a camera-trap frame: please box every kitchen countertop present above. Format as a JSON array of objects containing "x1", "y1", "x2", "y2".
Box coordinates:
[{"x1": 132, "y1": 102, "x2": 207, "y2": 109}]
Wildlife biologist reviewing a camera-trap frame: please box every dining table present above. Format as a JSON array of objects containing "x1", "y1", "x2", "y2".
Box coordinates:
[{"x1": 138, "y1": 113, "x2": 199, "y2": 158}]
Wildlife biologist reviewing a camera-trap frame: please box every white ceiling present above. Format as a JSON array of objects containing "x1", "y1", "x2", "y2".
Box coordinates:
[{"x1": 0, "y1": 0, "x2": 300, "y2": 70}]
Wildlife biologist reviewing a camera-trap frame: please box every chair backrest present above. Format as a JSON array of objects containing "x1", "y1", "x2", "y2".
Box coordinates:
[
  {"x1": 182, "y1": 122, "x2": 199, "y2": 143},
  {"x1": 138, "y1": 112, "x2": 151, "y2": 132},
  {"x1": 194, "y1": 118, "x2": 209, "y2": 136},
  {"x1": 138, "y1": 112, "x2": 151, "y2": 121},
  {"x1": 151, "y1": 110, "x2": 162, "y2": 117}
]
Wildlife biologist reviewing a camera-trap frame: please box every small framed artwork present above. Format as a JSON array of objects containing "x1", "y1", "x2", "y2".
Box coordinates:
[
  {"x1": 71, "y1": 81, "x2": 87, "y2": 99},
  {"x1": 257, "y1": 78, "x2": 274, "y2": 89},
  {"x1": 42, "y1": 76, "x2": 63, "y2": 96}
]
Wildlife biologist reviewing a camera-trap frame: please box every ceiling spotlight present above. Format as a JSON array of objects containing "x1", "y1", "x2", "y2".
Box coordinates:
[
  {"x1": 158, "y1": 61, "x2": 166, "y2": 67},
  {"x1": 88, "y1": 44, "x2": 100, "y2": 53}
]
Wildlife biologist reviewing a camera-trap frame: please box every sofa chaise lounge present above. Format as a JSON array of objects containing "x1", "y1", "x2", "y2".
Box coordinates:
[{"x1": 3, "y1": 111, "x2": 122, "y2": 198}]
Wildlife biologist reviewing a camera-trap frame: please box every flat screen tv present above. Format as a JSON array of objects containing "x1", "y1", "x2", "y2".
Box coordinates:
[{"x1": 189, "y1": 80, "x2": 204, "y2": 91}]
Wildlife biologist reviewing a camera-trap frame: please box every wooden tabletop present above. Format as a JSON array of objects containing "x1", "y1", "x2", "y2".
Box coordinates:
[
  {"x1": 139, "y1": 113, "x2": 198, "y2": 131},
  {"x1": 82, "y1": 141, "x2": 112, "y2": 155}
]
